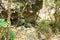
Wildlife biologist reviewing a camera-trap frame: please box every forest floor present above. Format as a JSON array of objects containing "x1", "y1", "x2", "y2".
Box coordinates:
[
  {"x1": 48, "y1": 35, "x2": 60, "y2": 40},
  {"x1": 11, "y1": 26, "x2": 60, "y2": 40},
  {"x1": 12, "y1": 27, "x2": 39, "y2": 40}
]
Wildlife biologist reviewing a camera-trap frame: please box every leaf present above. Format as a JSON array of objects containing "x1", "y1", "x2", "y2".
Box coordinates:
[
  {"x1": 0, "y1": 18, "x2": 5, "y2": 22},
  {"x1": 0, "y1": 21, "x2": 8, "y2": 28},
  {"x1": 0, "y1": 18, "x2": 8, "y2": 28},
  {"x1": 10, "y1": 29, "x2": 17, "y2": 40}
]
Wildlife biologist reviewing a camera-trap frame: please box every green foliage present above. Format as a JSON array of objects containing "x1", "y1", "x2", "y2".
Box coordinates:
[
  {"x1": 19, "y1": 2, "x2": 25, "y2": 7},
  {"x1": 10, "y1": 29, "x2": 17, "y2": 40},
  {"x1": 55, "y1": 13, "x2": 60, "y2": 17},
  {"x1": 0, "y1": 18, "x2": 5, "y2": 22},
  {"x1": 38, "y1": 20, "x2": 50, "y2": 33},
  {"x1": 56, "y1": 1, "x2": 60, "y2": 6},
  {"x1": 11, "y1": 2, "x2": 25, "y2": 13},
  {"x1": 54, "y1": 0, "x2": 60, "y2": 34},
  {"x1": 0, "y1": 18, "x2": 8, "y2": 28},
  {"x1": 0, "y1": 33, "x2": 3, "y2": 38}
]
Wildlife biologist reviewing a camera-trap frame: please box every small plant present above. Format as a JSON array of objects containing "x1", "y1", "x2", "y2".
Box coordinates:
[
  {"x1": 10, "y1": 29, "x2": 17, "y2": 40},
  {"x1": 0, "y1": 18, "x2": 8, "y2": 39},
  {"x1": 0, "y1": 18, "x2": 17, "y2": 40},
  {"x1": 0, "y1": 18, "x2": 8, "y2": 28}
]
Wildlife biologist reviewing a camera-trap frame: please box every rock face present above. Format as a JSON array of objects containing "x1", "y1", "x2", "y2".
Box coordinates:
[
  {"x1": 48, "y1": 35, "x2": 60, "y2": 40},
  {"x1": 14, "y1": 27, "x2": 39, "y2": 40}
]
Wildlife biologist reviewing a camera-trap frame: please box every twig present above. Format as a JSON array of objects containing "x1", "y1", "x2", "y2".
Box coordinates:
[{"x1": 6, "y1": 0, "x2": 12, "y2": 40}]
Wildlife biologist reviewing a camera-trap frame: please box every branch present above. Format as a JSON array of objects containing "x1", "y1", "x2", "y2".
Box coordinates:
[{"x1": 6, "y1": 0, "x2": 12, "y2": 40}]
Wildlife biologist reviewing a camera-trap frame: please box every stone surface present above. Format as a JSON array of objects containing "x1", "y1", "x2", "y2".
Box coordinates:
[
  {"x1": 48, "y1": 35, "x2": 60, "y2": 40},
  {"x1": 14, "y1": 27, "x2": 39, "y2": 40}
]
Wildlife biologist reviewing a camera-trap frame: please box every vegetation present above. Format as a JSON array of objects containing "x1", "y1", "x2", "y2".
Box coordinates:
[{"x1": 0, "y1": 0, "x2": 60, "y2": 40}]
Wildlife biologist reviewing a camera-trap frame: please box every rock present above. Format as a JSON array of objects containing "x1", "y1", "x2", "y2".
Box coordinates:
[
  {"x1": 48, "y1": 35, "x2": 60, "y2": 40},
  {"x1": 14, "y1": 27, "x2": 39, "y2": 40}
]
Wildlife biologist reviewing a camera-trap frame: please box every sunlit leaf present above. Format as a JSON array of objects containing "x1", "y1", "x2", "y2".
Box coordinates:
[
  {"x1": 0, "y1": 18, "x2": 5, "y2": 22},
  {"x1": 0, "y1": 22, "x2": 8, "y2": 28},
  {"x1": 0, "y1": 18, "x2": 8, "y2": 28}
]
